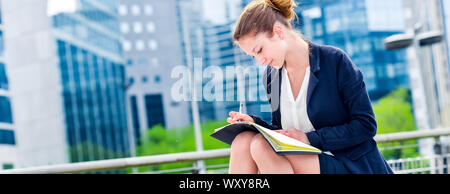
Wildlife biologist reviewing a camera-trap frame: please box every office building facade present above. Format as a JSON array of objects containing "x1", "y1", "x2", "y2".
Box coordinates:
[
  {"x1": 298, "y1": 0, "x2": 409, "y2": 101},
  {"x1": 118, "y1": 0, "x2": 191, "y2": 147},
  {"x1": 3, "y1": 0, "x2": 129, "y2": 168}
]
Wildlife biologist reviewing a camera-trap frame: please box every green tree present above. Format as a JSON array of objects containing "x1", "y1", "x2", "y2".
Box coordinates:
[
  {"x1": 373, "y1": 87, "x2": 419, "y2": 159},
  {"x1": 130, "y1": 120, "x2": 231, "y2": 173}
]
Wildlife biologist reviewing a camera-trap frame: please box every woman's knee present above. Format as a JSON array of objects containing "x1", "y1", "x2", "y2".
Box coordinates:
[
  {"x1": 231, "y1": 131, "x2": 256, "y2": 154},
  {"x1": 249, "y1": 134, "x2": 270, "y2": 159}
]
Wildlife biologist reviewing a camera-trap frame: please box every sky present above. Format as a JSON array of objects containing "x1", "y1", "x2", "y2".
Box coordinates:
[
  {"x1": 47, "y1": 0, "x2": 243, "y2": 24},
  {"x1": 202, "y1": 0, "x2": 242, "y2": 24},
  {"x1": 47, "y1": 0, "x2": 78, "y2": 16}
]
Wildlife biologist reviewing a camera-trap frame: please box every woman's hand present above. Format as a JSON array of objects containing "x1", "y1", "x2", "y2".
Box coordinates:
[
  {"x1": 275, "y1": 129, "x2": 311, "y2": 145},
  {"x1": 227, "y1": 111, "x2": 254, "y2": 124}
]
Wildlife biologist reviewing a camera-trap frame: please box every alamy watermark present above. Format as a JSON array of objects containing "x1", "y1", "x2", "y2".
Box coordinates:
[{"x1": 170, "y1": 57, "x2": 276, "y2": 113}]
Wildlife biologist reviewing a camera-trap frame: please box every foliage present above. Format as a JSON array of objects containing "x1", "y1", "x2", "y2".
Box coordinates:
[
  {"x1": 129, "y1": 120, "x2": 231, "y2": 173},
  {"x1": 373, "y1": 87, "x2": 419, "y2": 160}
]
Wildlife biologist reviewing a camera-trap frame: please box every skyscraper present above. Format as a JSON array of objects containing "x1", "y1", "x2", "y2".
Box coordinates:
[
  {"x1": 118, "y1": 0, "x2": 191, "y2": 147},
  {"x1": 177, "y1": 0, "x2": 271, "y2": 123},
  {"x1": 2, "y1": 0, "x2": 129, "y2": 168}
]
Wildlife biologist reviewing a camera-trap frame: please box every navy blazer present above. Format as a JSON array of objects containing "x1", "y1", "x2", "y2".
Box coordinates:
[{"x1": 249, "y1": 42, "x2": 393, "y2": 174}]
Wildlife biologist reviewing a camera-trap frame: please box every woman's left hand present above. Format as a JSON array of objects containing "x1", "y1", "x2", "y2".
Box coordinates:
[{"x1": 275, "y1": 129, "x2": 311, "y2": 145}]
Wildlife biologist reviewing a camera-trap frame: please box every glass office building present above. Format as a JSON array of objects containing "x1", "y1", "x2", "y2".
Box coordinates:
[
  {"x1": 298, "y1": 0, "x2": 409, "y2": 100},
  {"x1": 175, "y1": 0, "x2": 272, "y2": 123},
  {"x1": 118, "y1": 0, "x2": 191, "y2": 149},
  {"x1": 52, "y1": 0, "x2": 129, "y2": 162}
]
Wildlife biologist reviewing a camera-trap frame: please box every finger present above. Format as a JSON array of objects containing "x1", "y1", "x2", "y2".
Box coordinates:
[
  {"x1": 235, "y1": 114, "x2": 251, "y2": 122},
  {"x1": 229, "y1": 111, "x2": 237, "y2": 117},
  {"x1": 227, "y1": 117, "x2": 235, "y2": 123},
  {"x1": 232, "y1": 114, "x2": 245, "y2": 121},
  {"x1": 278, "y1": 131, "x2": 288, "y2": 135}
]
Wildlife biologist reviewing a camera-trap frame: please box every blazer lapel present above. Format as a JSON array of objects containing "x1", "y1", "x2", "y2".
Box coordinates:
[
  {"x1": 306, "y1": 42, "x2": 320, "y2": 106},
  {"x1": 263, "y1": 65, "x2": 283, "y2": 128}
]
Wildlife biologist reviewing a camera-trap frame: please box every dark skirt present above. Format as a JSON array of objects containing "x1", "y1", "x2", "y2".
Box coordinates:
[{"x1": 318, "y1": 153, "x2": 351, "y2": 174}]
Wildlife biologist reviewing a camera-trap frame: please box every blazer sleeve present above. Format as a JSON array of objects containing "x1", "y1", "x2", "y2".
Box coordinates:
[{"x1": 306, "y1": 51, "x2": 377, "y2": 151}]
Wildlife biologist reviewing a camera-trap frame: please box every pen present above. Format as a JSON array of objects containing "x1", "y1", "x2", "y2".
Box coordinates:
[{"x1": 238, "y1": 101, "x2": 246, "y2": 122}]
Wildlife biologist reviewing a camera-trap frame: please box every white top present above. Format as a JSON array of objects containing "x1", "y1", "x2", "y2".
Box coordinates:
[
  {"x1": 280, "y1": 66, "x2": 315, "y2": 133},
  {"x1": 280, "y1": 66, "x2": 332, "y2": 155}
]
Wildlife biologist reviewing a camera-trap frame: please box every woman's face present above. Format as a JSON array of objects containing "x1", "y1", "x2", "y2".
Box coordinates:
[{"x1": 237, "y1": 27, "x2": 288, "y2": 69}]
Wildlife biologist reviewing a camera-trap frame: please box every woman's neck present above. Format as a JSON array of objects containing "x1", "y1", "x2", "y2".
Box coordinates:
[{"x1": 284, "y1": 32, "x2": 310, "y2": 74}]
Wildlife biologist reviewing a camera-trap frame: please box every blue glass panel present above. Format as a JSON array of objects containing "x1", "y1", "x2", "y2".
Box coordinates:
[
  {"x1": 0, "y1": 96, "x2": 13, "y2": 124},
  {"x1": 0, "y1": 129, "x2": 15, "y2": 145},
  {"x1": 0, "y1": 31, "x2": 4, "y2": 56},
  {"x1": 0, "y1": 62, "x2": 8, "y2": 90}
]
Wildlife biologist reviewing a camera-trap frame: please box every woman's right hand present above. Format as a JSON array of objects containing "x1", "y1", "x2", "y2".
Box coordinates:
[{"x1": 227, "y1": 111, "x2": 254, "y2": 124}]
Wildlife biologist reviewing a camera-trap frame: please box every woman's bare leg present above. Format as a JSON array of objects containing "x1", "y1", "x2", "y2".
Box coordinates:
[
  {"x1": 249, "y1": 134, "x2": 320, "y2": 174},
  {"x1": 228, "y1": 131, "x2": 259, "y2": 174},
  {"x1": 249, "y1": 134, "x2": 294, "y2": 174},
  {"x1": 284, "y1": 154, "x2": 320, "y2": 174}
]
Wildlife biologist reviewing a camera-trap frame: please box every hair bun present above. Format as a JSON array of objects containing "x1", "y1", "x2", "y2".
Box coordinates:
[{"x1": 264, "y1": 0, "x2": 297, "y2": 21}]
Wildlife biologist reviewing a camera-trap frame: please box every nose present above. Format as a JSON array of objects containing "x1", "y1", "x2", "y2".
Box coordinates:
[{"x1": 255, "y1": 56, "x2": 266, "y2": 66}]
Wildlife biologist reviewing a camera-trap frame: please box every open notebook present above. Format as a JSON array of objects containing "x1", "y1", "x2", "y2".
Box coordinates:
[{"x1": 210, "y1": 121, "x2": 321, "y2": 155}]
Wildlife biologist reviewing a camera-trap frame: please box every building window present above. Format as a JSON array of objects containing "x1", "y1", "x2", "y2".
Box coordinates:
[
  {"x1": 0, "y1": 62, "x2": 8, "y2": 90},
  {"x1": 120, "y1": 22, "x2": 130, "y2": 34},
  {"x1": 127, "y1": 59, "x2": 133, "y2": 66},
  {"x1": 0, "y1": 96, "x2": 13, "y2": 124},
  {"x1": 137, "y1": 58, "x2": 147, "y2": 65},
  {"x1": 386, "y1": 64, "x2": 395, "y2": 78},
  {"x1": 146, "y1": 22, "x2": 155, "y2": 33},
  {"x1": 0, "y1": 31, "x2": 4, "y2": 56},
  {"x1": 133, "y1": 22, "x2": 143, "y2": 34},
  {"x1": 151, "y1": 58, "x2": 159, "y2": 68},
  {"x1": 145, "y1": 94, "x2": 166, "y2": 129},
  {"x1": 118, "y1": 4, "x2": 127, "y2": 16},
  {"x1": 128, "y1": 77, "x2": 134, "y2": 85},
  {"x1": 0, "y1": 129, "x2": 15, "y2": 145},
  {"x1": 135, "y1": 40, "x2": 145, "y2": 51},
  {"x1": 129, "y1": 96, "x2": 141, "y2": 145},
  {"x1": 123, "y1": 40, "x2": 132, "y2": 51},
  {"x1": 2, "y1": 163, "x2": 13, "y2": 170},
  {"x1": 148, "y1": 39, "x2": 158, "y2": 51},
  {"x1": 144, "y1": 4, "x2": 154, "y2": 15},
  {"x1": 154, "y1": 75, "x2": 161, "y2": 83},
  {"x1": 131, "y1": 4, "x2": 141, "y2": 16}
]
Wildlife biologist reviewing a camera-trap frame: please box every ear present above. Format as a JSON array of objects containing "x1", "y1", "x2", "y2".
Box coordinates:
[{"x1": 272, "y1": 24, "x2": 284, "y2": 40}]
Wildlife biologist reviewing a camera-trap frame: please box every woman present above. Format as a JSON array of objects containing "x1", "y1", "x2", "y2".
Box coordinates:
[{"x1": 226, "y1": 0, "x2": 393, "y2": 174}]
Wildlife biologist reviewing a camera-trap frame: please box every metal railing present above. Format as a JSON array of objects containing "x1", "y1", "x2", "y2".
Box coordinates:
[
  {"x1": 387, "y1": 153, "x2": 450, "y2": 174},
  {"x1": 1, "y1": 128, "x2": 450, "y2": 174}
]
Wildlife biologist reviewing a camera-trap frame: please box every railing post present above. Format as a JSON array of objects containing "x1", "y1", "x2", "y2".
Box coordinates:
[{"x1": 433, "y1": 137, "x2": 444, "y2": 174}]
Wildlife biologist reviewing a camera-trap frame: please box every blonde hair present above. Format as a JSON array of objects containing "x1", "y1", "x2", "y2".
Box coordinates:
[{"x1": 233, "y1": 0, "x2": 298, "y2": 41}]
